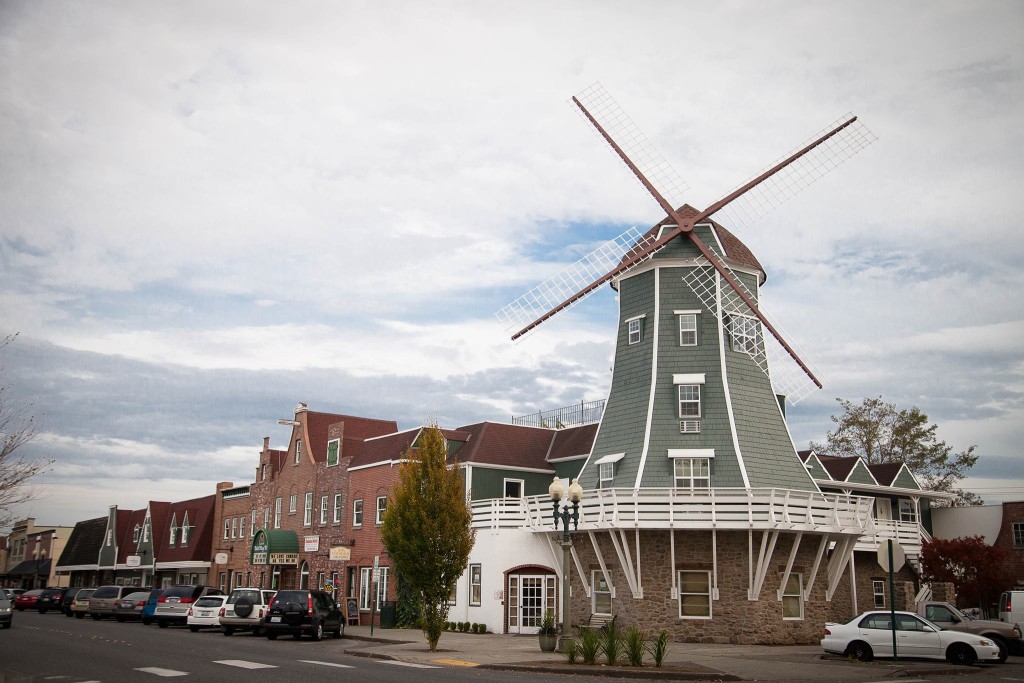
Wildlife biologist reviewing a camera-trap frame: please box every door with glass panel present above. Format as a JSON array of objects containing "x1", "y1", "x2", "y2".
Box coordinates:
[{"x1": 506, "y1": 574, "x2": 556, "y2": 634}]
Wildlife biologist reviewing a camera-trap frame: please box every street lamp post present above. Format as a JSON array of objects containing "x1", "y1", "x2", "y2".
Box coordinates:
[
  {"x1": 549, "y1": 476, "x2": 583, "y2": 652},
  {"x1": 32, "y1": 547, "x2": 48, "y2": 589}
]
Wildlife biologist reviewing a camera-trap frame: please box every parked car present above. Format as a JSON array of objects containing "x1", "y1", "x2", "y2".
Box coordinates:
[
  {"x1": 155, "y1": 585, "x2": 223, "y2": 628},
  {"x1": 822, "y1": 611, "x2": 1003, "y2": 665},
  {"x1": 1001, "y1": 591, "x2": 1024, "y2": 627},
  {"x1": 71, "y1": 588, "x2": 96, "y2": 618},
  {"x1": 263, "y1": 589, "x2": 343, "y2": 641},
  {"x1": 89, "y1": 585, "x2": 140, "y2": 620},
  {"x1": 3, "y1": 588, "x2": 26, "y2": 600},
  {"x1": 141, "y1": 588, "x2": 164, "y2": 625},
  {"x1": 220, "y1": 588, "x2": 276, "y2": 636},
  {"x1": 14, "y1": 589, "x2": 44, "y2": 611},
  {"x1": 113, "y1": 591, "x2": 151, "y2": 622},
  {"x1": 187, "y1": 595, "x2": 227, "y2": 632},
  {"x1": 36, "y1": 588, "x2": 68, "y2": 614},
  {"x1": 0, "y1": 594, "x2": 12, "y2": 629},
  {"x1": 917, "y1": 601, "x2": 1023, "y2": 662},
  {"x1": 61, "y1": 587, "x2": 92, "y2": 617}
]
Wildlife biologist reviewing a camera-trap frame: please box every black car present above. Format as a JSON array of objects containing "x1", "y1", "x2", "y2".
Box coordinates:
[
  {"x1": 36, "y1": 588, "x2": 68, "y2": 614},
  {"x1": 263, "y1": 590, "x2": 343, "y2": 641},
  {"x1": 60, "y1": 587, "x2": 91, "y2": 617}
]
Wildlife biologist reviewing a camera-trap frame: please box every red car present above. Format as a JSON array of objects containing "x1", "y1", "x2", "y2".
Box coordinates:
[{"x1": 14, "y1": 589, "x2": 44, "y2": 611}]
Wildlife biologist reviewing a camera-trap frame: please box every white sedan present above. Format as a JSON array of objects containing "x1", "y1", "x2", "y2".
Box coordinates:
[
  {"x1": 187, "y1": 596, "x2": 227, "y2": 632},
  {"x1": 822, "y1": 611, "x2": 1002, "y2": 665}
]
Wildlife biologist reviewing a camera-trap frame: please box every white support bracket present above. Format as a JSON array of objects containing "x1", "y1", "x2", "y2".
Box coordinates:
[
  {"x1": 570, "y1": 544, "x2": 590, "y2": 598},
  {"x1": 589, "y1": 532, "x2": 615, "y2": 600},
  {"x1": 803, "y1": 534, "x2": 830, "y2": 601},
  {"x1": 825, "y1": 536, "x2": 856, "y2": 602},
  {"x1": 776, "y1": 532, "x2": 803, "y2": 601},
  {"x1": 609, "y1": 530, "x2": 642, "y2": 598},
  {"x1": 749, "y1": 529, "x2": 779, "y2": 600}
]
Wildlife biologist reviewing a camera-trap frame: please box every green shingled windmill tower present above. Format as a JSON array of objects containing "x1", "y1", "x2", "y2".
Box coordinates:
[{"x1": 499, "y1": 85, "x2": 877, "y2": 493}]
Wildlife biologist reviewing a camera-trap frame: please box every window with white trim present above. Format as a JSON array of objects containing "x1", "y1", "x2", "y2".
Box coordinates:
[
  {"x1": 294, "y1": 439, "x2": 302, "y2": 465},
  {"x1": 678, "y1": 385, "x2": 701, "y2": 418},
  {"x1": 143, "y1": 519, "x2": 150, "y2": 542},
  {"x1": 303, "y1": 492, "x2": 313, "y2": 526},
  {"x1": 729, "y1": 315, "x2": 759, "y2": 354},
  {"x1": 679, "y1": 313, "x2": 697, "y2": 346},
  {"x1": 872, "y1": 580, "x2": 886, "y2": 608},
  {"x1": 289, "y1": 494, "x2": 297, "y2": 514},
  {"x1": 320, "y1": 495, "x2": 328, "y2": 525},
  {"x1": 251, "y1": 509, "x2": 257, "y2": 536},
  {"x1": 133, "y1": 524, "x2": 141, "y2": 543},
  {"x1": 263, "y1": 506, "x2": 270, "y2": 530},
  {"x1": 592, "y1": 571, "x2": 612, "y2": 615},
  {"x1": 168, "y1": 517, "x2": 177, "y2": 547},
  {"x1": 599, "y1": 462, "x2": 614, "y2": 489},
  {"x1": 1014, "y1": 522, "x2": 1024, "y2": 548},
  {"x1": 359, "y1": 567, "x2": 372, "y2": 609},
  {"x1": 274, "y1": 497, "x2": 282, "y2": 529},
  {"x1": 627, "y1": 318, "x2": 642, "y2": 345},
  {"x1": 333, "y1": 493, "x2": 343, "y2": 523},
  {"x1": 503, "y1": 479, "x2": 524, "y2": 498},
  {"x1": 180, "y1": 514, "x2": 190, "y2": 546},
  {"x1": 224, "y1": 518, "x2": 231, "y2": 540},
  {"x1": 327, "y1": 438, "x2": 339, "y2": 467},
  {"x1": 899, "y1": 499, "x2": 917, "y2": 523},
  {"x1": 469, "y1": 564, "x2": 482, "y2": 606},
  {"x1": 231, "y1": 517, "x2": 238, "y2": 539},
  {"x1": 674, "y1": 458, "x2": 710, "y2": 490},
  {"x1": 782, "y1": 574, "x2": 803, "y2": 619},
  {"x1": 353, "y1": 499, "x2": 363, "y2": 528},
  {"x1": 376, "y1": 496, "x2": 387, "y2": 525},
  {"x1": 678, "y1": 570, "x2": 711, "y2": 618}
]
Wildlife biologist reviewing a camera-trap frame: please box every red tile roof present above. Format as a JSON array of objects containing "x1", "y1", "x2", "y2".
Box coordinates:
[{"x1": 816, "y1": 455, "x2": 860, "y2": 481}]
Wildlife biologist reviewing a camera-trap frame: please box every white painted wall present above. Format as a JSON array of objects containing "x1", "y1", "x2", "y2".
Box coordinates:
[
  {"x1": 931, "y1": 504, "x2": 1003, "y2": 544},
  {"x1": 447, "y1": 528, "x2": 556, "y2": 634}
]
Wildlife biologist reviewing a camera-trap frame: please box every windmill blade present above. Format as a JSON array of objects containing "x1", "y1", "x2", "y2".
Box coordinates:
[
  {"x1": 573, "y1": 83, "x2": 690, "y2": 217},
  {"x1": 496, "y1": 226, "x2": 661, "y2": 340},
  {"x1": 681, "y1": 262, "x2": 823, "y2": 404},
  {"x1": 702, "y1": 114, "x2": 877, "y2": 232}
]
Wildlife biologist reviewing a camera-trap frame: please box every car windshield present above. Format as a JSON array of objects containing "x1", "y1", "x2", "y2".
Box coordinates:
[
  {"x1": 76, "y1": 590, "x2": 96, "y2": 600},
  {"x1": 228, "y1": 589, "x2": 262, "y2": 604},
  {"x1": 195, "y1": 597, "x2": 223, "y2": 607},
  {"x1": 123, "y1": 592, "x2": 149, "y2": 601},
  {"x1": 272, "y1": 590, "x2": 308, "y2": 605}
]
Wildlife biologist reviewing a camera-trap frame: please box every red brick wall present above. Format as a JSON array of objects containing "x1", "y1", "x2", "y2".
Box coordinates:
[
  {"x1": 347, "y1": 461, "x2": 401, "y2": 624},
  {"x1": 993, "y1": 502, "x2": 1024, "y2": 590}
]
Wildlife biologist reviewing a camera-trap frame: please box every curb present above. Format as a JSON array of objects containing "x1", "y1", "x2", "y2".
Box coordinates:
[{"x1": 477, "y1": 663, "x2": 740, "y2": 681}]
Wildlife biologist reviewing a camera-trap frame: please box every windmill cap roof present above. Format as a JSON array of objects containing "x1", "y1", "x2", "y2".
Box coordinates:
[{"x1": 652, "y1": 204, "x2": 766, "y2": 282}]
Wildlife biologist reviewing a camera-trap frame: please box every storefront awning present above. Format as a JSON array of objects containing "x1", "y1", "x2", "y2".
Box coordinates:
[
  {"x1": 2, "y1": 559, "x2": 51, "y2": 576},
  {"x1": 250, "y1": 529, "x2": 299, "y2": 566}
]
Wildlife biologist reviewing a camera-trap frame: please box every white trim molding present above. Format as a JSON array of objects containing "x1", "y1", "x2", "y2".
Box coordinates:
[
  {"x1": 667, "y1": 449, "x2": 715, "y2": 459},
  {"x1": 594, "y1": 453, "x2": 625, "y2": 465},
  {"x1": 673, "y1": 373, "x2": 706, "y2": 385}
]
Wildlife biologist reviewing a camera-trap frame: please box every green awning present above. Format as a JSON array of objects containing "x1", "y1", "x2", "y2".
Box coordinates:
[{"x1": 250, "y1": 529, "x2": 299, "y2": 565}]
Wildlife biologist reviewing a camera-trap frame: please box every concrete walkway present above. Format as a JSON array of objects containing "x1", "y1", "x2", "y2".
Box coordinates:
[{"x1": 341, "y1": 625, "x2": 990, "y2": 681}]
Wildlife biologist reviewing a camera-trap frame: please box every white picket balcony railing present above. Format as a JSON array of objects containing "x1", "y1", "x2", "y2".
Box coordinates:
[
  {"x1": 855, "y1": 518, "x2": 924, "y2": 556},
  {"x1": 471, "y1": 487, "x2": 873, "y2": 535}
]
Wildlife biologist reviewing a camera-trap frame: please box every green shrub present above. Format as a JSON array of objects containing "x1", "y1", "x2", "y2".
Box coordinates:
[
  {"x1": 624, "y1": 626, "x2": 647, "y2": 666},
  {"x1": 652, "y1": 630, "x2": 670, "y2": 667},
  {"x1": 562, "y1": 637, "x2": 579, "y2": 664},
  {"x1": 600, "y1": 620, "x2": 622, "y2": 666},
  {"x1": 577, "y1": 626, "x2": 602, "y2": 665},
  {"x1": 460, "y1": 621, "x2": 470, "y2": 632}
]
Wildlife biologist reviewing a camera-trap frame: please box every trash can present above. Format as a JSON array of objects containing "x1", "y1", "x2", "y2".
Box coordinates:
[{"x1": 379, "y1": 601, "x2": 396, "y2": 629}]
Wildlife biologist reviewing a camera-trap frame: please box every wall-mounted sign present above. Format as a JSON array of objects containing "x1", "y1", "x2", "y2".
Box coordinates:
[
  {"x1": 304, "y1": 536, "x2": 320, "y2": 552},
  {"x1": 268, "y1": 552, "x2": 298, "y2": 566},
  {"x1": 329, "y1": 546, "x2": 351, "y2": 562},
  {"x1": 214, "y1": 552, "x2": 228, "y2": 564},
  {"x1": 252, "y1": 543, "x2": 269, "y2": 565},
  {"x1": 126, "y1": 555, "x2": 141, "y2": 568}
]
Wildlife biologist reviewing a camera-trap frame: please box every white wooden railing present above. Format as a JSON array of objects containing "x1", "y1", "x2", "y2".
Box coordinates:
[
  {"x1": 471, "y1": 487, "x2": 873, "y2": 534},
  {"x1": 854, "y1": 518, "x2": 924, "y2": 556}
]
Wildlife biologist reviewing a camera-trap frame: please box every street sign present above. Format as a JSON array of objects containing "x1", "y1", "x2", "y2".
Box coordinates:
[{"x1": 877, "y1": 541, "x2": 906, "y2": 573}]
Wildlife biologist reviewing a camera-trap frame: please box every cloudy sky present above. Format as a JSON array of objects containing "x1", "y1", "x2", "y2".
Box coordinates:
[{"x1": 2, "y1": 1, "x2": 1022, "y2": 529}]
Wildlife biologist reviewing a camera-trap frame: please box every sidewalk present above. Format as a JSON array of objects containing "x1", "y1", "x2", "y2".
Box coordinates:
[{"x1": 341, "y1": 625, "x2": 977, "y2": 681}]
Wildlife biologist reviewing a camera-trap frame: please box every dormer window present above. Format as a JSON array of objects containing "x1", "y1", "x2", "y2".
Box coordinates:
[
  {"x1": 142, "y1": 519, "x2": 150, "y2": 542},
  {"x1": 133, "y1": 524, "x2": 141, "y2": 543},
  {"x1": 593, "y1": 453, "x2": 624, "y2": 489},
  {"x1": 180, "y1": 513, "x2": 190, "y2": 546},
  {"x1": 169, "y1": 515, "x2": 178, "y2": 547}
]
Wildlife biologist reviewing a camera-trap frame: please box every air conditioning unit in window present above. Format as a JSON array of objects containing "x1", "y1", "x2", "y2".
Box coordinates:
[{"x1": 680, "y1": 420, "x2": 701, "y2": 433}]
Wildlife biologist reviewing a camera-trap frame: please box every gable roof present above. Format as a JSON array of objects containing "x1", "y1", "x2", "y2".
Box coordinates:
[
  {"x1": 453, "y1": 422, "x2": 558, "y2": 471},
  {"x1": 869, "y1": 462, "x2": 922, "y2": 490},
  {"x1": 547, "y1": 423, "x2": 598, "y2": 461},
  {"x1": 55, "y1": 516, "x2": 106, "y2": 568},
  {"x1": 306, "y1": 411, "x2": 398, "y2": 463},
  {"x1": 158, "y1": 494, "x2": 216, "y2": 563}
]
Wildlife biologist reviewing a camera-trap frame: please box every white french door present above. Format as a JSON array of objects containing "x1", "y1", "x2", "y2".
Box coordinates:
[{"x1": 507, "y1": 574, "x2": 556, "y2": 634}]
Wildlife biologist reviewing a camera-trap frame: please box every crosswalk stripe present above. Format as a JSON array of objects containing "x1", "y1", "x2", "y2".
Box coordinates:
[
  {"x1": 214, "y1": 660, "x2": 278, "y2": 669},
  {"x1": 377, "y1": 660, "x2": 440, "y2": 669},
  {"x1": 298, "y1": 660, "x2": 355, "y2": 668},
  {"x1": 135, "y1": 667, "x2": 189, "y2": 677}
]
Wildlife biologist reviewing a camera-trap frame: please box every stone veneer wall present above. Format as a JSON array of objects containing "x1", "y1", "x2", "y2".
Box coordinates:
[{"x1": 569, "y1": 529, "x2": 877, "y2": 645}]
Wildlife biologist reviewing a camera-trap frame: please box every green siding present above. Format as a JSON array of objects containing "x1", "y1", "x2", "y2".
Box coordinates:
[
  {"x1": 98, "y1": 509, "x2": 117, "y2": 567},
  {"x1": 846, "y1": 460, "x2": 877, "y2": 485},
  {"x1": 804, "y1": 456, "x2": 830, "y2": 481},
  {"x1": 469, "y1": 466, "x2": 555, "y2": 500},
  {"x1": 892, "y1": 466, "x2": 920, "y2": 490},
  {"x1": 554, "y1": 458, "x2": 587, "y2": 480}
]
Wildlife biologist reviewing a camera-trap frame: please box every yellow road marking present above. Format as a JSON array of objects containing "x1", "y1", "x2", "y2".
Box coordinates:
[{"x1": 431, "y1": 659, "x2": 479, "y2": 667}]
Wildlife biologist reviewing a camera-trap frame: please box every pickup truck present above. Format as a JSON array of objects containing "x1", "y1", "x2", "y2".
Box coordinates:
[{"x1": 918, "y1": 601, "x2": 1023, "y2": 662}]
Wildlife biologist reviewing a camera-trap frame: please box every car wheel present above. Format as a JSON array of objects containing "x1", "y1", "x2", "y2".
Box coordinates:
[
  {"x1": 267, "y1": 632, "x2": 278, "y2": 640},
  {"x1": 222, "y1": 627, "x2": 234, "y2": 636},
  {"x1": 75, "y1": 612, "x2": 84, "y2": 619},
  {"x1": 845, "y1": 641, "x2": 873, "y2": 662},
  {"x1": 947, "y1": 643, "x2": 977, "y2": 666},
  {"x1": 333, "y1": 624, "x2": 342, "y2": 639},
  {"x1": 38, "y1": 608, "x2": 47, "y2": 614},
  {"x1": 991, "y1": 637, "x2": 1009, "y2": 664},
  {"x1": 91, "y1": 613, "x2": 101, "y2": 621},
  {"x1": 292, "y1": 632, "x2": 302, "y2": 640},
  {"x1": 252, "y1": 627, "x2": 262, "y2": 636},
  {"x1": 311, "y1": 622, "x2": 323, "y2": 642},
  {"x1": 1, "y1": 622, "x2": 10, "y2": 629},
  {"x1": 157, "y1": 620, "x2": 169, "y2": 628},
  {"x1": 142, "y1": 617, "x2": 152, "y2": 625},
  {"x1": 116, "y1": 616, "x2": 126, "y2": 623}
]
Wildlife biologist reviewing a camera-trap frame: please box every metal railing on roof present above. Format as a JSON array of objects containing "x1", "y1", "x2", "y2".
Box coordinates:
[{"x1": 512, "y1": 399, "x2": 605, "y2": 429}]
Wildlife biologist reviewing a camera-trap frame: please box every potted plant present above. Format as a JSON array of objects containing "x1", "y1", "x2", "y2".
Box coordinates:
[{"x1": 538, "y1": 610, "x2": 558, "y2": 652}]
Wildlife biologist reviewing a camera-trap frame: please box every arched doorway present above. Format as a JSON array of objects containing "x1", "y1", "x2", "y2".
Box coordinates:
[{"x1": 505, "y1": 566, "x2": 556, "y2": 634}]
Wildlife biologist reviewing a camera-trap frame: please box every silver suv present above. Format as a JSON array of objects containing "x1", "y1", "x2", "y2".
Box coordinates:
[
  {"x1": 155, "y1": 585, "x2": 222, "y2": 627},
  {"x1": 89, "y1": 585, "x2": 140, "y2": 620},
  {"x1": 219, "y1": 588, "x2": 276, "y2": 636}
]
